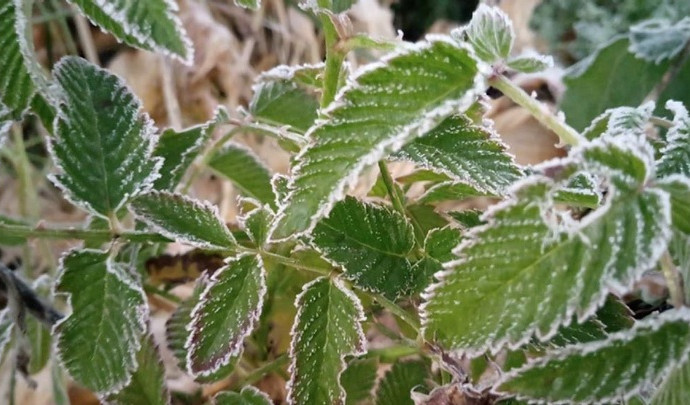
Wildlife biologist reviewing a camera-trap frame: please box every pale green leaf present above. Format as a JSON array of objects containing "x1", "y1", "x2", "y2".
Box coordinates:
[
  {"x1": 49, "y1": 57, "x2": 161, "y2": 218},
  {"x1": 657, "y1": 101, "x2": 690, "y2": 178},
  {"x1": 422, "y1": 135, "x2": 671, "y2": 354},
  {"x1": 553, "y1": 171, "x2": 601, "y2": 208},
  {"x1": 130, "y1": 191, "x2": 236, "y2": 250},
  {"x1": 209, "y1": 143, "x2": 276, "y2": 208},
  {"x1": 497, "y1": 309, "x2": 690, "y2": 404},
  {"x1": 0, "y1": 1, "x2": 34, "y2": 115},
  {"x1": 582, "y1": 103, "x2": 655, "y2": 141},
  {"x1": 629, "y1": 17, "x2": 690, "y2": 64},
  {"x1": 239, "y1": 204, "x2": 273, "y2": 247},
  {"x1": 186, "y1": 254, "x2": 266, "y2": 376},
  {"x1": 652, "y1": 349, "x2": 690, "y2": 405},
  {"x1": 67, "y1": 0, "x2": 192, "y2": 63},
  {"x1": 453, "y1": 4, "x2": 514, "y2": 63},
  {"x1": 27, "y1": 276, "x2": 52, "y2": 375},
  {"x1": 287, "y1": 277, "x2": 366, "y2": 404},
  {"x1": 55, "y1": 250, "x2": 147, "y2": 394},
  {"x1": 506, "y1": 53, "x2": 554, "y2": 73},
  {"x1": 393, "y1": 115, "x2": 522, "y2": 196},
  {"x1": 311, "y1": 196, "x2": 415, "y2": 298},
  {"x1": 234, "y1": 0, "x2": 261, "y2": 10},
  {"x1": 270, "y1": 38, "x2": 482, "y2": 240},
  {"x1": 448, "y1": 209, "x2": 484, "y2": 229},
  {"x1": 424, "y1": 226, "x2": 462, "y2": 263},
  {"x1": 657, "y1": 176, "x2": 690, "y2": 235},
  {"x1": 376, "y1": 360, "x2": 430, "y2": 405},
  {"x1": 214, "y1": 386, "x2": 272, "y2": 405},
  {"x1": 418, "y1": 181, "x2": 489, "y2": 203},
  {"x1": 407, "y1": 204, "x2": 448, "y2": 235},
  {"x1": 106, "y1": 335, "x2": 170, "y2": 405},
  {"x1": 249, "y1": 70, "x2": 319, "y2": 132},
  {"x1": 341, "y1": 357, "x2": 378, "y2": 405}
]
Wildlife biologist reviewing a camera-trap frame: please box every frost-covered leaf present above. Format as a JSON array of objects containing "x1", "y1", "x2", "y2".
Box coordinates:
[
  {"x1": 393, "y1": 115, "x2": 522, "y2": 196},
  {"x1": 186, "y1": 254, "x2": 266, "y2": 377},
  {"x1": 287, "y1": 277, "x2": 366, "y2": 405},
  {"x1": 250, "y1": 72, "x2": 319, "y2": 132},
  {"x1": 341, "y1": 358, "x2": 378, "y2": 405},
  {"x1": 165, "y1": 277, "x2": 236, "y2": 382},
  {"x1": 234, "y1": 0, "x2": 261, "y2": 10},
  {"x1": 130, "y1": 191, "x2": 236, "y2": 250},
  {"x1": 49, "y1": 57, "x2": 161, "y2": 218},
  {"x1": 422, "y1": 135, "x2": 671, "y2": 355},
  {"x1": 418, "y1": 181, "x2": 489, "y2": 203},
  {"x1": 424, "y1": 226, "x2": 462, "y2": 263},
  {"x1": 582, "y1": 103, "x2": 655, "y2": 141},
  {"x1": 214, "y1": 386, "x2": 272, "y2": 405},
  {"x1": 67, "y1": 0, "x2": 192, "y2": 63},
  {"x1": 0, "y1": 1, "x2": 34, "y2": 115},
  {"x1": 553, "y1": 172, "x2": 601, "y2": 208},
  {"x1": 54, "y1": 250, "x2": 147, "y2": 394},
  {"x1": 27, "y1": 276, "x2": 52, "y2": 375},
  {"x1": 448, "y1": 209, "x2": 484, "y2": 229},
  {"x1": 652, "y1": 353, "x2": 690, "y2": 405},
  {"x1": 311, "y1": 197, "x2": 415, "y2": 299},
  {"x1": 562, "y1": 38, "x2": 669, "y2": 131},
  {"x1": 497, "y1": 309, "x2": 690, "y2": 404},
  {"x1": 657, "y1": 101, "x2": 690, "y2": 178},
  {"x1": 270, "y1": 38, "x2": 482, "y2": 240},
  {"x1": 239, "y1": 204, "x2": 273, "y2": 247},
  {"x1": 106, "y1": 335, "x2": 170, "y2": 405},
  {"x1": 453, "y1": 4, "x2": 513, "y2": 64},
  {"x1": 407, "y1": 204, "x2": 448, "y2": 235},
  {"x1": 376, "y1": 360, "x2": 430, "y2": 405},
  {"x1": 257, "y1": 63, "x2": 325, "y2": 89},
  {"x1": 658, "y1": 176, "x2": 690, "y2": 235},
  {"x1": 629, "y1": 17, "x2": 690, "y2": 64},
  {"x1": 209, "y1": 143, "x2": 276, "y2": 209},
  {"x1": 506, "y1": 53, "x2": 554, "y2": 73}
]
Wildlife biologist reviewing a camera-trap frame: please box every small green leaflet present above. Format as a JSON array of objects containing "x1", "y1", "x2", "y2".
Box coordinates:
[
  {"x1": 658, "y1": 176, "x2": 690, "y2": 235},
  {"x1": 393, "y1": 115, "x2": 522, "y2": 196},
  {"x1": 270, "y1": 37, "x2": 483, "y2": 240},
  {"x1": 239, "y1": 203, "x2": 273, "y2": 247},
  {"x1": 582, "y1": 102, "x2": 655, "y2": 141},
  {"x1": 418, "y1": 181, "x2": 489, "y2": 203},
  {"x1": 311, "y1": 196, "x2": 415, "y2": 299},
  {"x1": 0, "y1": 1, "x2": 34, "y2": 115},
  {"x1": 424, "y1": 226, "x2": 462, "y2": 263},
  {"x1": 497, "y1": 309, "x2": 690, "y2": 404},
  {"x1": 629, "y1": 17, "x2": 690, "y2": 64},
  {"x1": 506, "y1": 53, "x2": 554, "y2": 73},
  {"x1": 209, "y1": 143, "x2": 277, "y2": 209},
  {"x1": 105, "y1": 335, "x2": 170, "y2": 405},
  {"x1": 49, "y1": 57, "x2": 161, "y2": 219},
  {"x1": 376, "y1": 360, "x2": 430, "y2": 405},
  {"x1": 453, "y1": 4, "x2": 513, "y2": 64},
  {"x1": 652, "y1": 354, "x2": 690, "y2": 405},
  {"x1": 553, "y1": 171, "x2": 601, "y2": 208},
  {"x1": 186, "y1": 254, "x2": 266, "y2": 377},
  {"x1": 130, "y1": 191, "x2": 236, "y2": 250},
  {"x1": 657, "y1": 101, "x2": 690, "y2": 178},
  {"x1": 234, "y1": 0, "x2": 261, "y2": 10},
  {"x1": 54, "y1": 250, "x2": 147, "y2": 394},
  {"x1": 214, "y1": 386, "x2": 272, "y2": 405},
  {"x1": 287, "y1": 277, "x2": 366, "y2": 404},
  {"x1": 66, "y1": 0, "x2": 193, "y2": 63},
  {"x1": 341, "y1": 358, "x2": 378, "y2": 405},
  {"x1": 422, "y1": 134, "x2": 671, "y2": 355}
]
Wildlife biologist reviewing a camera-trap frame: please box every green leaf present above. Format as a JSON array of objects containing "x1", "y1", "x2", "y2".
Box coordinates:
[
  {"x1": 300, "y1": 0, "x2": 355, "y2": 14},
  {"x1": 453, "y1": 4, "x2": 514, "y2": 64},
  {"x1": 67, "y1": 0, "x2": 192, "y2": 63},
  {"x1": 311, "y1": 197, "x2": 415, "y2": 298},
  {"x1": 497, "y1": 309, "x2": 690, "y2": 404},
  {"x1": 341, "y1": 357, "x2": 378, "y2": 405},
  {"x1": 582, "y1": 103, "x2": 655, "y2": 141},
  {"x1": 166, "y1": 277, "x2": 236, "y2": 383},
  {"x1": 27, "y1": 276, "x2": 52, "y2": 374},
  {"x1": 506, "y1": 53, "x2": 554, "y2": 73},
  {"x1": 234, "y1": 0, "x2": 261, "y2": 10},
  {"x1": 250, "y1": 69, "x2": 319, "y2": 132},
  {"x1": 669, "y1": 232, "x2": 690, "y2": 304},
  {"x1": 652, "y1": 352, "x2": 690, "y2": 405},
  {"x1": 54, "y1": 250, "x2": 147, "y2": 394},
  {"x1": 629, "y1": 17, "x2": 690, "y2": 64},
  {"x1": 239, "y1": 203, "x2": 273, "y2": 247},
  {"x1": 105, "y1": 335, "x2": 170, "y2": 405},
  {"x1": 49, "y1": 57, "x2": 161, "y2": 218},
  {"x1": 657, "y1": 101, "x2": 690, "y2": 178},
  {"x1": 553, "y1": 171, "x2": 601, "y2": 208},
  {"x1": 393, "y1": 115, "x2": 522, "y2": 196},
  {"x1": 130, "y1": 191, "x2": 236, "y2": 250},
  {"x1": 422, "y1": 135, "x2": 671, "y2": 354},
  {"x1": 406, "y1": 204, "x2": 448, "y2": 235},
  {"x1": 214, "y1": 386, "x2": 272, "y2": 405},
  {"x1": 448, "y1": 209, "x2": 484, "y2": 229},
  {"x1": 424, "y1": 226, "x2": 462, "y2": 263},
  {"x1": 187, "y1": 254, "x2": 266, "y2": 377},
  {"x1": 376, "y1": 360, "x2": 430, "y2": 405},
  {"x1": 208, "y1": 143, "x2": 276, "y2": 209},
  {"x1": 561, "y1": 37, "x2": 669, "y2": 131},
  {"x1": 418, "y1": 181, "x2": 488, "y2": 203},
  {"x1": 287, "y1": 277, "x2": 366, "y2": 404},
  {"x1": 658, "y1": 176, "x2": 690, "y2": 235},
  {"x1": 0, "y1": 0, "x2": 34, "y2": 115},
  {"x1": 270, "y1": 38, "x2": 482, "y2": 240}
]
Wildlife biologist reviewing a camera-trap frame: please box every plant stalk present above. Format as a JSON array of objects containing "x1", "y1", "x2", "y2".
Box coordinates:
[
  {"x1": 0, "y1": 222, "x2": 170, "y2": 243},
  {"x1": 661, "y1": 251, "x2": 685, "y2": 308},
  {"x1": 317, "y1": 8, "x2": 344, "y2": 107}
]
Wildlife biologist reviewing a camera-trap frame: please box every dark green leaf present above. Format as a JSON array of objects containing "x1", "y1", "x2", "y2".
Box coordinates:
[
  {"x1": 209, "y1": 143, "x2": 276, "y2": 208},
  {"x1": 341, "y1": 357, "x2": 378, "y2": 405},
  {"x1": 376, "y1": 360, "x2": 430, "y2": 405},
  {"x1": 214, "y1": 386, "x2": 272, "y2": 405}
]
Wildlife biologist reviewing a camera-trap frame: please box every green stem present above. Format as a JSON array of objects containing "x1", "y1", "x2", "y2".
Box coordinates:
[
  {"x1": 378, "y1": 161, "x2": 426, "y2": 251},
  {"x1": 365, "y1": 344, "x2": 420, "y2": 361},
  {"x1": 257, "y1": 250, "x2": 331, "y2": 277},
  {"x1": 144, "y1": 284, "x2": 182, "y2": 304},
  {"x1": 661, "y1": 251, "x2": 685, "y2": 308},
  {"x1": 234, "y1": 354, "x2": 288, "y2": 389},
  {"x1": 318, "y1": 12, "x2": 344, "y2": 107},
  {"x1": 373, "y1": 293, "x2": 421, "y2": 334},
  {"x1": 0, "y1": 222, "x2": 170, "y2": 243},
  {"x1": 489, "y1": 74, "x2": 583, "y2": 147}
]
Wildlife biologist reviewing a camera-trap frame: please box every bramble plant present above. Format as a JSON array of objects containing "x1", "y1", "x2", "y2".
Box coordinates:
[{"x1": 1, "y1": 1, "x2": 690, "y2": 404}]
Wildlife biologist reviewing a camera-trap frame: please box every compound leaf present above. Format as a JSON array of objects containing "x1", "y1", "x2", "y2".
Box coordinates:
[
  {"x1": 214, "y1": 386, "x2": 272, "y2": 405},
  {"x1": 497, "y1": 309, "x2": 690, "y2": 404},
  {"x1": 55, "y1": 250, "x2": 147, "y2": 394},
  {"x1": 186, "y1": 254, "x2": 266, "y2": 377},
  {"x1": 130, "y1": 191, "x2": 236, "y2": 250},
  {"x1": 657, "y1": 101, "x2": 690, "y2": 178},
  {"x1": 311, "y1": 197, "x2": 415, "y2": 299},
  {"x1": 287, "y1": 277, "x2": 366, "y2": 404},
  {"x1": 49, "y1": 57, "x2": 161, "y2": 218},
  {"x1": 67, "y1": 0, "x2": 192, "y2": 63},
  {"x1": 422, "y1": 135, "x2": 671, "y2": 355},
  {"x1": 271, "y1": 38, "x2": 482, "y2": 240}
]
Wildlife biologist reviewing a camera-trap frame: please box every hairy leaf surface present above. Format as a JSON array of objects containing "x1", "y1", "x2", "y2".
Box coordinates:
[
  {"x1": 0, "y1": 1, "x2": 34, "y2": 115},
  {"x1": 209, "y1": 143, "x2": 276, "y2": 208},
  {"x1": 657, "y1": 101, "x2": 690, "y2": 178},
  {"x1": 249, "y1": 73, "x2": 319, "y2": 132},
  {"x1": 341, "y1": 358, "x2": 378, "y2": 405},
  {"x1": 376, "y1": 360, "x2": 430, "y2": 405},
  {"x1": 652, "y1": 354, "x2": 690, "y2": 405},
  {"x1": 454, "y1": 4, "x2": 513, "y2": 64},
  {"x1": 214, "y1": 386, "x2": 272, "y2": 405}
]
